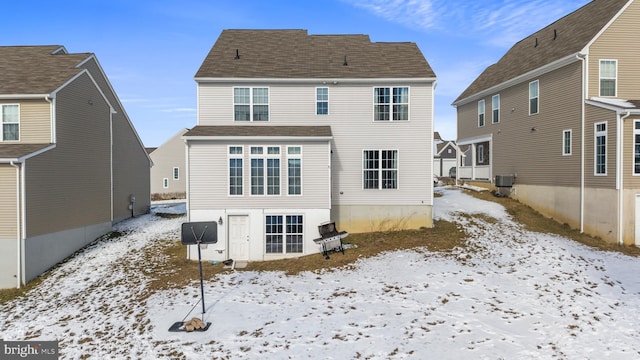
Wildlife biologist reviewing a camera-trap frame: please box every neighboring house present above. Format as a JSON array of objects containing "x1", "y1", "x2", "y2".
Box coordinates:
[
  {"x1": 184, "y1": 29, "x2": 436, "y2": 262},
  {"x1": 149, "y1": 128, "x2": 188, "y2": 199},
  {"x1": 0, "y1": 46, "x2": 151, "y2": 288},
  {"x1": 453, "y1": 0, "x2": 640, "y2": 246},
  {"x1": 433, "y1": 135, "x2": 459, "y2": 177}
]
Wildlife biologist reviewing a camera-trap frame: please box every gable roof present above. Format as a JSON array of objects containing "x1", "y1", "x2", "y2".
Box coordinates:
[
  {"x1": 195, "y1": 29, "x2": 435, "y2": 80},
  {"x1": 0, "y1": 46, "x2": 93, "y2": 95},
  {"x1": 454, "y1": 0, "x2": 630, "y2": 104},
  {"x1": 184, "y1": 125, "x2": 332, "y2": 139}
]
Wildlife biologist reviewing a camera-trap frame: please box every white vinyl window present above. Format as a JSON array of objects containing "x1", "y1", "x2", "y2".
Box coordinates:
[
  {"x1": 478, "y1": 144, "x2": 484, "y2": 164},
  {"x1": 1, "y1": 104, "x2": 19, "y2": 141},
  {"x1": 251, "y1": 146, "x2": 280, "y2": 195},
  {"x1": 563, "y1": 130, "x2": 572, "y2": 156},
  {"x1": 363, "y1": 150, "x2": 398, "y2": 189},
  {"x1": 162, "y1": 178, "x2": 169, "y2": 189},
  {"x1": 599, "y1": 60, "x2": 617, "y2": 97},
  {"x1": 228, "y1": 146, "x2": 243, "y2": 196},
  {"x1": 265, "y1": 215, "x2": 303, "y2": 254},
  {"x1": 374, "y1": 87, "x2": 409, "y2": 121},
  {"x1": 234, "y1": 87, "x2": 269, "y2": 121},
  {"x1": 529, "y1": 80, "x2": 539, "y2": 115},
  {"x1": 287, "y1": 146, "x2": 302, "y2": 195},
  {"x1": 316, "y1": 87, "x2": 328, "y2": 115},
  {"x1": 478, "y1": 100, "x2": 485, "y2": 127},
  {"x1": 173, "y1": 167, "x2": 179, "y2": 180},
  {"x1": 492, "y1": 95, "x2": 500, "y2": 124},
  {"x1": 595, "y1": 122, "x2": 607, "y2": 175},
  {"x1": 634, "y1": 121, "x2": 640, "y2": 175}
]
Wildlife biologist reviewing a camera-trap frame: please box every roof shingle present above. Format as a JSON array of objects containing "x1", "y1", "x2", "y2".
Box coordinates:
[
  {"x1": 195, "y1": 29, "x2": 435, "y2": 79},
  {"x1": 0, "y1": 46, "x2": 92, "y2": 95},
  {"x1": 184, "y1": 125, "x2": 332, "y2": 138},
  {"x1": 455, "y1": 0, "x2": 629, "y2": 103}
]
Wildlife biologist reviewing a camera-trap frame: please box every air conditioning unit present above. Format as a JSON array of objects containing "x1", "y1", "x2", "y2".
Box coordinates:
[{"x1": 495, "y1": 175, "x2": 514, "y2": 187}]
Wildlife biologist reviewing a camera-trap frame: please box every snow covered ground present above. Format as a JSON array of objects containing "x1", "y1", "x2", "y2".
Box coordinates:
[{"x1": 2, "y1": 189, "x2": 640, "y2": 359}]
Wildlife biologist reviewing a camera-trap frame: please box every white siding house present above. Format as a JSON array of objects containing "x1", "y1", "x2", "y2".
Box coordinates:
[{"x1": 185, "y1": 30, "x2": 436, "y2": 262}]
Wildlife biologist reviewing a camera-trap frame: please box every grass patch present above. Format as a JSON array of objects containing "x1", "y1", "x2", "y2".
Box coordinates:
[
  {"x1": 465, "y1": 189, "x2": 640, "y2": 257},
  {"x1": 145, "y1": 219, "x2": 465, "y2": 291}
]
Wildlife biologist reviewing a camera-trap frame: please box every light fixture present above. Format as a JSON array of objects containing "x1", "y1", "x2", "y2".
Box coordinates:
[
  {"x1": 218, "y1": 216, "x2": 223, "y2": 225},
  {"x1": 531, "y1": 127, "x2": 537, "y2": 132}
]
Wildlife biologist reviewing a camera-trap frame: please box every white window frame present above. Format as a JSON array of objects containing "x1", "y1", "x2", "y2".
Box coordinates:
[
  {"x1": 563, "y1": 129, "x2": 572, "y2": 156},
  {"x1": 363, "y1": 149, "x2": 399, "y2": 190},
  {"x1": 599, "y1": 59, "x2": 617, "y2": 97},
  {"x1": 595, "y1": 122, "x2": 607, "y2": 176},
  {"x1": 233, "y1": 87, "x2": 269, "y2": 121},
  {"x1": 250, "y1": 146, "x2": 281, "y2": 196},
  {"x1": 634, "y1": 121, "x2": 640, "y2": 175},
  {"x1": 228, "y1": 145, "x2": 244, "y2": 196},
  {"x1": 478, "y1": 144, "x2": 484, "y2": 164},
  {"x1": 316, "y1": 87, "x2": 329, "y2": 115},
  {"x1": 478, "y1": 100, "x2": 485, "y2": 127},
  {"x1": 492, "y1": 95, "x2": 500, "y2": 124},
  {"x1": 162, "y1": 178, "x2": 169, "y2": 189},
  {"x1": 1, "y1": 104, "x2": 20, "y2": 141},
  {"x1": 529, "y1": 80, "x2": 539, "y2": 115},
  {"x1": 173, "y1": 167, "x2": 179, "y2": 180},
  {"x1": 373, "y1": 87, "x2": 409, "y2": 121},
  {"x1": 287, "y1": 146, "x2": 302, "y2": 196},
  {"x1": 265, "y1": 214, "x2": 304, "y2": 254}
]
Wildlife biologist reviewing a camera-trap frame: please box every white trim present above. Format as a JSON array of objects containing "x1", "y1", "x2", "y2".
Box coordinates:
[
  {"x1": 286, "y1": 145, "x2": 303, "y2": 196},
  {"x1": 0, "y1": 144, "x2": 57, "y2": 163},
  {"x1": 362, "y1": 149, "x2": 399, "y2": 190},
  {"x1": 492, "y1": 94, "x2": 500, "y2": 124},
  {"x1": 529, "y1": 80, "x2": 539, "y2": 115},
  {"x1": 457, "y1": 133, "x2": 492, "y2": 146},
  {"x1": 594, "y1": 121, "x2": 607, "y2": 176},
  {"x1": 227, "y1": 145, "x2": 244, "y2": 197},
  {"x1": 562, "y1": 129, "x2": 572, "y2": 156},
  {"x1": 453, "y1": 53, "x2": 580, "y2": 106},
  {"x1": 0, "y1": 94, "x2": 51, "y2": 100},
  {"x1": 196, "y1": 77, "x2": 437, "y2": 84},
  {"x1": 598, "y1": 59, "x2": 618, "y2": 97},
  {"x1": 477, "y1": 99, "x2": 485, "y2": 127},
  {"x1": 163, "y1": 178, "x2": 169, "y2": 189},
  {"x1": 185, "y1": 135, "x2": 333, "y2": 142},
  {"x1": 233, "y1": 86, "x2": 270, "y2": 122},
  {"x1": 634, "y1": 120, "x2": 640, "y2": 176},
  {"x1": 1, "y1": 103, "x2": 21, "y2": 142},
  {"x1": 582, "y1": 1, "x2": 633, "y2": 51},
  {"x1": 372, "y1": 86, "x2": 410, "y2": 122},
  {"x1": 172, "y1": 167, "x2": 180, "y2": 180},
  {"x1": 315, "y1": 87, "x2": 329, "y2": 115}
]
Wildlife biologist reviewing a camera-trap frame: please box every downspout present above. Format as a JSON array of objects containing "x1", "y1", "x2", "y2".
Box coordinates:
[
  {"x1": 10, "y1": 161, "x2": 21, "y2": 288},
  {"x1": 185, "y1": 139, "x2": 191, "y2": 260},
  {"x1": 618, "y1": 111, "x2": 631, "y2": 246},
  {"x1": 576, "y1": 53, "x2": 587, "y2": 233}
]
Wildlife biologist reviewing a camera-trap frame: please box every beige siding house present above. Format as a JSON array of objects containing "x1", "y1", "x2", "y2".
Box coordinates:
[
  {"x1": 185, "y1": 30, "x2": 436, "y2": 262},
  {"x1": 453, "y1": 0, "x2": 640, "y2": 246},
  {"x1": 149, "y1": 128, "x2": 188, "y2": 198},
  {"x1": 0, "y1": 46, "x2": 151, "y2": 288}
]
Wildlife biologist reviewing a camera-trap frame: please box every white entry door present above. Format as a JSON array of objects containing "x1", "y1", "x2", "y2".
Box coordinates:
[
  {"x1": 636, "y1": 195, "x2": 640, "y2": 246},
  {"x1": 228, "y1": 215, "x2": 250, "y2": 261}
]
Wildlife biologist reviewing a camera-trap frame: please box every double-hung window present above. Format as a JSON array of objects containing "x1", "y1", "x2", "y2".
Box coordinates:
[
  {"x1": 316, "y1": 87, "x2": 328, "y2": 115},
  {"x1": 228, "y1": 146, "x2": 243, "y2": 195},
  {"x1": 529, "y1": 80, "x2": 539, "y2": 115},
  {"x1": 1, "y1": 104, "x2": 19, "y2": 141},
  {"x1": 599, "y1": 60, "x2": 617, "y2": 97},
  {"x1": 265, "y1": 215, "x2": 303, "y2": 254},
  {"x1": 563, "y1": 130, "x2": 572, "y2": 156},
  {"x1": 163, "y1": 178, "x2": 169, "y2": 189},
  {"x1": 374, "y1": 87, "x2": 408, "y2": 121},
  {"x1": 251, "y1": 146, "x2": 280, "y2": 195},
  {"x1": 478, "y1": 100, "x2": 485, "y2": 127},
  {"x1": 363, "y1": 150, "x2": 398, "y2": 189},
  {"x1": 173, "y1": 167, "x2": 179, "y2": 180},
  {"x1": 634, "y1": 121, "x2": 640, "y2": 175},
  {"x1": 595, "y1": 122, "x2": 607, "y2": 175},
  {"x1": 492, "y1": 95, "x2": 500, "y2": 124},
  {"x1": 234, "y1": 87, "x2": 269, "y2": 121},
  {"x1": 287, "y1": 146, "x2": 302, "y2": 195}
]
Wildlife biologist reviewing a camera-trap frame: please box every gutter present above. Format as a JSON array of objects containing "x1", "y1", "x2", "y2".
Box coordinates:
[
  {"x1": 618, "y1": 110, "x2": 631, "y2": 246},
  {"x1": 9, "y1": 161, "x2": 21, "y2": 288},
  {"x1": 576, "y1": 53, "x2": 587, "y2": 234}
]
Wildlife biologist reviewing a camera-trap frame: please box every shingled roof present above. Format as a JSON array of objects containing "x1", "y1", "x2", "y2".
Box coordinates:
[
  {"x1": 454, "y1": 0, "x2": 629, "y2": 103},
  {"x1": 0, "y1": 46, "x2": 92, "y2": 95},
  {"x1": 195, "y1": 29, "x2": 435, "y2": 79},
  {"x1": 185, "y1": 125, "x2": 332, "y2": 138},
  {"x1": 0, "y1": 143, "x2": 53, "y2": 160}
]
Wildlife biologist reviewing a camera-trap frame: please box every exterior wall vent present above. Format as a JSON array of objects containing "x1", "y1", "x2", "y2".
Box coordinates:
[{"x1": 495, "y1": 175, "x2": 514, "y2": 187}]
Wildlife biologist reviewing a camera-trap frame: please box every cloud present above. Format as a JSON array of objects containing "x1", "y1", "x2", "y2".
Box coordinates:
[{"x1": 342, "y1": 0, "x2": 590, "y2": 48}]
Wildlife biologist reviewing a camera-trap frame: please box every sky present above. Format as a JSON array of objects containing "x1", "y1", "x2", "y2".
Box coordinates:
[
  {"x1": 2, "y1": 188, "x2": 639, "y2": 358},
  {"x1": 1, "y1": 0, "x2": 591, "y2": 147}
]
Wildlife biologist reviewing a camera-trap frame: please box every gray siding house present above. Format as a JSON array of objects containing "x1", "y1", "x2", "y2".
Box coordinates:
[
  {"x1": 185, "y1": 30, "x2": 436, "y2": 262},
  {"x1": 149, "y1": 128, "x2": 188, "y2": 198},
  {"x1": 453, "y1": 0, "x2": 640, "y2": 246},
  {"x1": 0, "y1": 46, "x2": 151, "y2": 288}
]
